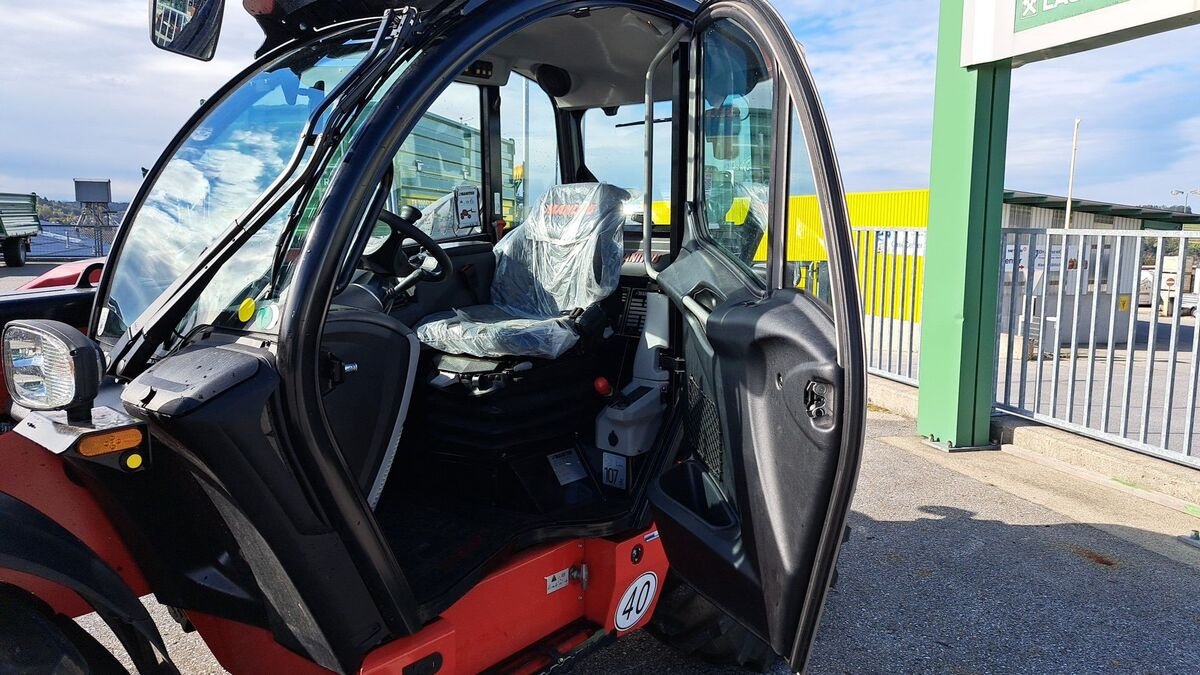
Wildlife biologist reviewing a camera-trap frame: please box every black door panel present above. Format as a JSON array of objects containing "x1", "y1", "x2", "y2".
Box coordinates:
[
  {"x1": 652, "y1": 279, "x2": 843, "y2": 648},
  {"x1": 647, "y1": 0, "x2": 864, "y2": 670}
]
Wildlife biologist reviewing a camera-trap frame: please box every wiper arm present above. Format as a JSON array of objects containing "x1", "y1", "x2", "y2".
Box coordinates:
[
  {"x1": 109, "y1": 8, "x2": 419, "y2": 379},
  {"x1": 265, "y1": 9, "x2": 417, "y2": 295}
]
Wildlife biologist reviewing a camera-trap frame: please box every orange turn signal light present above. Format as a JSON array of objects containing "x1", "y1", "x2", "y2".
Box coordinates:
[{"x1": 78, "y1": 428, "x2": 144, "y2": 457}]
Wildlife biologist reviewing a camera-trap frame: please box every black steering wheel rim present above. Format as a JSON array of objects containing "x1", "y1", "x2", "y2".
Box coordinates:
[{"x1": 377, "y1": 208, "x2": 453, "y2": 284}]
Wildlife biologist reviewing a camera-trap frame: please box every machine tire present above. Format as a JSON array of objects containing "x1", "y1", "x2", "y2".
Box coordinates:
[
  {"x1": 645, "y1": 574, "x2": 774, "y2": 672},
  {"x1": 0, "y1": 585, "x2": 125, "y2": 674},
  {"x1": 3, "y1": 237, "x2": 28, "y2": 267}
]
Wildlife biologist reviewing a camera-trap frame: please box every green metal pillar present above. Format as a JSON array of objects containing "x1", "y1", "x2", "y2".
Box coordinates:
[{"x1": 917, "y1": 0, "x2": 1012, "y2": 448}]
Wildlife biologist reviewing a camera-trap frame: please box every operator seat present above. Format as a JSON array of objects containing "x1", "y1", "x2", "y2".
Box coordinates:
[{"x1": 416, "y1": 183, "x2": 630, "y2": 360}]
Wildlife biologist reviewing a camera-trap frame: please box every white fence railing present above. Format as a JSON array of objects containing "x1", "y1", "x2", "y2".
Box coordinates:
[
  {"x1": 995, "y1": 228, "x2": 1200, "y2": 469},
  {"x1": 852, "y1": 227, "x2": 925, "y2": 386}
]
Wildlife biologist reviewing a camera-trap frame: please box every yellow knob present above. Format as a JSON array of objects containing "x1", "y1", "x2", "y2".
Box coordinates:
[{"x1": 237, "y1": 298, "x2": 257, "y2": 323}]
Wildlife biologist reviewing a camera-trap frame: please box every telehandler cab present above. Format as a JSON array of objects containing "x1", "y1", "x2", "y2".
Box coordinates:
[{"x1": 0, "y1": 1, "x2": 865, "y2": 673}]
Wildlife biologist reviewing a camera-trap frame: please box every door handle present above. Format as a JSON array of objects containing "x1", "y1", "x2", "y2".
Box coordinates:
[{"x1": 682, "y1": 296, "x2": 711, "y2": 324}]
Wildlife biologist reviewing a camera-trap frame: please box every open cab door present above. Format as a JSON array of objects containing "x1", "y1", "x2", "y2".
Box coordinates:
[{"x1": 649, "y1": 0, "x2": 865, "y2": 671}]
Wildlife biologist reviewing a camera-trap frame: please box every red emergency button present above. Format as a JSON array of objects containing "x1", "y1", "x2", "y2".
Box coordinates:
[{"x1": 594, "y1": 376, "x2": 613, "y2": 397}]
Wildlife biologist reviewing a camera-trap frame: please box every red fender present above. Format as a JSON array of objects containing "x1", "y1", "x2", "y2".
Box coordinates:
[{"x1": 0, "y1": 431, "x2": 149, "y2": 617}]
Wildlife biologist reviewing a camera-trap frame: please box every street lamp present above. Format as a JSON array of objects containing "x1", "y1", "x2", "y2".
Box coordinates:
[{"x1": 1170, "y1": 189, "x2": 1200, "y2": 210}]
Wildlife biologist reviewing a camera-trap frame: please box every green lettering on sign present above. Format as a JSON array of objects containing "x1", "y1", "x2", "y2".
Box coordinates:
[{"x1": 1014, "y1": 0, "x2": 1131, "y2": 31}]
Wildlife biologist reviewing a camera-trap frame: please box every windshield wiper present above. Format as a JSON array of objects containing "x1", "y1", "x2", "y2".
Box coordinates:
[{"x1": 108, "y1": 7, "x2": 419, "y2": 380}]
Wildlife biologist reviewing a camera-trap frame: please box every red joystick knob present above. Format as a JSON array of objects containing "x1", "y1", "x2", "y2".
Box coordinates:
[{"x1": 594, "y1": 376, "x2": 613, "y2": 397}]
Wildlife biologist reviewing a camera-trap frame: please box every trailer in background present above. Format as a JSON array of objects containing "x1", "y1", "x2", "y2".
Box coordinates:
[{"x1": 0, "y1": 192, "x2": 40, "y2": 266}]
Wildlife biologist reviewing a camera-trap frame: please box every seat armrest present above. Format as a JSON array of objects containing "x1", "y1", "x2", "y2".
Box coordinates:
[{"x1": 572, "y1": 304, "x2": 608, "y2": 340}]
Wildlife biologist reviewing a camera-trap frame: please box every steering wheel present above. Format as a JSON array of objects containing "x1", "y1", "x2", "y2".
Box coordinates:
[{"x1": 377, "y1": 206, "x2": 453, "y2": 298}]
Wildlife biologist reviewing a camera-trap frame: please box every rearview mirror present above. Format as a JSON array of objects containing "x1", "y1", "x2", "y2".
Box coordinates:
[
  {"x1": 149, "y1": 0, "x2": 225, "y2": 61},
  {"x1": 704, "y1": 104, "x2": 744, "y2": 161}
]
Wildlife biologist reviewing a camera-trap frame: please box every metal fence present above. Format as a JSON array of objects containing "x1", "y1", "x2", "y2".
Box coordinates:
[
  {"x1": 995, "y1": 227, "x2": 1200, "y2": 469},
  {"x1": 30, "y1": 222, "x2": 117, "y2": 259},
  {"x1": 852, "y1": 227, "x2": 925, "y2": 385}
]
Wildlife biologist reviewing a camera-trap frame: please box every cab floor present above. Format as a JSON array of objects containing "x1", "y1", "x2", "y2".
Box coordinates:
[{"x1": 372, "y1": 494, "x2": 533, "y2": 604}]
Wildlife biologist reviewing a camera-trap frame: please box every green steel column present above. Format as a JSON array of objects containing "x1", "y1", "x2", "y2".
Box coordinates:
[{"x1": 917, "y1": 0, "x2": 1012, "y2": 448}]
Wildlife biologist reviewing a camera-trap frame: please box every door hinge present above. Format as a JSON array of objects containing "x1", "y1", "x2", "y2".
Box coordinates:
[{"x1": 658, "y1": 353, "x2": 686, "y2": 373}]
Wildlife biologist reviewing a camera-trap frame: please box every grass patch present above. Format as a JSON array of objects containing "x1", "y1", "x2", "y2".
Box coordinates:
[{"x1": 1112, "y1": 477, "x2": 1143, "y2": 491}]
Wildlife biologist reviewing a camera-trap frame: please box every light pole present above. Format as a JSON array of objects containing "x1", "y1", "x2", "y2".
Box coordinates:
[
  {"x1": 1170, "y1": 189, "x2": 1200, "y2": 211},
  {"x1": 1065, "y1": 118, "x2": 1081, "y2": 229}
]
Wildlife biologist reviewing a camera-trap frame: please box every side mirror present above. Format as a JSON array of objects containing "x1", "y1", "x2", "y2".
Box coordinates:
[
  {"x1": 3, "y1": 320, "x2": 103, "y2": 425},
  {"x1": 149, "y1": 0, "x2": 225, "y2": 61}
]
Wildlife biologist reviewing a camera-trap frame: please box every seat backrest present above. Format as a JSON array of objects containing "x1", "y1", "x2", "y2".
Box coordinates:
[{"x1": 491, "y1": 183, "x2": 630, "y2": 317}]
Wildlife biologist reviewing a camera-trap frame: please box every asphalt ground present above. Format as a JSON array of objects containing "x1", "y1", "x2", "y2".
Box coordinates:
[
  {"x1": 68, "y1": 409, "x2": 1200, "y2": 674},
  {"x1": 2, "y1": 263, "x2": 1195, "y2": 673},
  {"x1": 0, "y1": 261, "x2": 57, "y2": 292}
]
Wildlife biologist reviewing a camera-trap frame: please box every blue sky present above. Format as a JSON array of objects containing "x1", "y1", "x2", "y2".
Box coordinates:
[{"x1": 1, "y1": 0, "x2": 1198, "y2": 207}]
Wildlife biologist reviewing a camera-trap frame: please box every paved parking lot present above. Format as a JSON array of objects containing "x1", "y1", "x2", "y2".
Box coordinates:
[
  {"x1": 73, "y1": 410, "x2": 1200, "y2": 674},
  {"x1": 0, "y1": 262, "x2": 56, "y2": 292}
]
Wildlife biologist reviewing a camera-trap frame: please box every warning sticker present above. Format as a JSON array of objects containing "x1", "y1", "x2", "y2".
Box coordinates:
[
  {"x1": 602, "y1": 452, "x2": 627, "y2": 490},
  {"x1": 546, "y1": 568, "x2": 571, "y2": 594},
  {"x1": 547, "y1": 449, "x2": 587, "y2": 485}
]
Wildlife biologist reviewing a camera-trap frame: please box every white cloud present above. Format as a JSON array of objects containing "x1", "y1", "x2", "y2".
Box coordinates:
[
  {"x1": 784, "y1": 1, "x2": 939, "y2": 192},
  {"x1": 781, "y1": 1, "x2": 1200, "y2": 207},
  {"x1": 4, "y1": 1, "x2": 1200, "y2": 211},
  {"x1": 1006, "y1": 28, "x2": 1200, "y2": 206},
  {"x1": 0, "y1": 0, "x2": 261, "y2": 200}
]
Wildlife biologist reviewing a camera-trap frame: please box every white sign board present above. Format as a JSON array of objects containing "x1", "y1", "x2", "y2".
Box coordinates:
[{"x1": 963, "y1": 0, "x2": 1200, "y2": 66}]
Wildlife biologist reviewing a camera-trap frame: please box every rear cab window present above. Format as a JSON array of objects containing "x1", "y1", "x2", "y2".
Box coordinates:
[{"x1": 584, "y1": 103, "x2": 672, "y2": 258}]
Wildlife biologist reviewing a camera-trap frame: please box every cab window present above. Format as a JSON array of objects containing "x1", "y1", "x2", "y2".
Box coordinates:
[
  {"x1": 500, "y1": 73, "x2": 560, "y2": 225},
  {"x1": 388, "y1": 81, "x2": 487, "y2": 240},
  {"x1": 584, "y1": 103, "x2": 672, "y2": 218},
  {"x1": 786, "y1": 107, "x2": 831, "y2": 306},
  {"x1": 697, "y1": 19, "x2": 774, "y2": 277}
]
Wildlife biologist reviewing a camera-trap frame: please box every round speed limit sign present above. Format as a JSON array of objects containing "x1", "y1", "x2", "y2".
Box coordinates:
[{"x1": 614, "y1": 572, "x2": 658, "y2": 631}]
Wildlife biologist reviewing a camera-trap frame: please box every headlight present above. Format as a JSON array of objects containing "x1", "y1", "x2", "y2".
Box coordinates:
[{"x1": 3, "y1": 320, "x2": 102, "y2": 422}]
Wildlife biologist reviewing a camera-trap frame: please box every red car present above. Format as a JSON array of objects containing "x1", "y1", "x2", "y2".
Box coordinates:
[{"x1": 17, "y1": 258, "x2": 105, "y2": 290}]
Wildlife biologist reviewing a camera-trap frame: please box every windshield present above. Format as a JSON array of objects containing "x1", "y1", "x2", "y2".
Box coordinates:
[{"x1": 97, "y1": 29, "x2": 379, "y2": 346}]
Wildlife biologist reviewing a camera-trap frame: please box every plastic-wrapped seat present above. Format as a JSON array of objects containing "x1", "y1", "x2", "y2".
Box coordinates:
[{"x1": 416, "y1": 183, "x2": 630, "y2": 360}]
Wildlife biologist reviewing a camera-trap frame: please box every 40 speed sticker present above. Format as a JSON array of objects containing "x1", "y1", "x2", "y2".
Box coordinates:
[{"x1": 614, "y1": 571, "x2": 658, "y2": 631}]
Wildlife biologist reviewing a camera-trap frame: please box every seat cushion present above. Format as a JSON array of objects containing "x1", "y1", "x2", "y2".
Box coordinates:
[{"x1": 415, "y1": 304, "x2": 578, "y2": 360}]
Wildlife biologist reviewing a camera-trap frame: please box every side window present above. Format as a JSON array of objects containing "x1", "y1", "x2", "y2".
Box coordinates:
[
  {"x1": 696, "y1": 20, "x2": 831, "y2": 307},
  {"x1": 500, "y1": 74, "x2": 560, "y2": 225},
  {"x1": 786, "y1": 110, "x2": 831, "y2": 307},
  {"x1": 389, "y1": 81, "x2": 486, "y2": 240},
  {"x1": 697, "y1": 20, "x2": 774, "y2": 274}
]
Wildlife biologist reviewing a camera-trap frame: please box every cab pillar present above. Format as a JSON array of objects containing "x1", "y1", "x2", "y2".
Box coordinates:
[{"x1": 917, "y1": 0, "x2": 1011, "y2": 448}]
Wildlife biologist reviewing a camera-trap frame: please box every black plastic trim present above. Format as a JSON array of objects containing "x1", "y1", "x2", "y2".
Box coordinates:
[{"x1": 0, "y1": 491, "x2": 177, "y2": 675}]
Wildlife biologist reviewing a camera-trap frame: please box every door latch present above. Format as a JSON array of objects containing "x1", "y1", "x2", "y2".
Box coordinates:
[{"x1": 804, "y1": 380, "x2": 832, "y2": 420}]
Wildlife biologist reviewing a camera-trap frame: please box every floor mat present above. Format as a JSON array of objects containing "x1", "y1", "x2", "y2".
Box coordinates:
[{"x1": 373, "y1": 497, "x2": 533, "y2": 603}]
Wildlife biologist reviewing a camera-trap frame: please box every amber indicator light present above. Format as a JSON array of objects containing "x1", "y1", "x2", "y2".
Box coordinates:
[{"x1": 78, "y1": 428, "x2": 144, "y2": 457}]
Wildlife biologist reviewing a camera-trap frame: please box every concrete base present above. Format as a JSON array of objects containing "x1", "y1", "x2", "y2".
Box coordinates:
[
  {"x1": 993, "y1": 415, "x2": 1200, "y2": 510},
  {"x1": 867, "y1": 374, "x2": 1200, "y2": 521},
  {"x1": 1179, "y1": 534, "x2": 1200, "y2": 551},
  {"x1": 867, "y1": 374, "x2": 920, "y2": 418},
  {"x1": 922, "y1": 439, "x2": 1000, "y2": 453}
]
